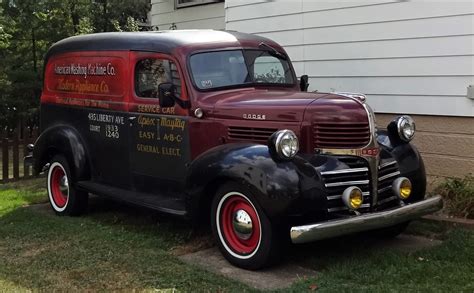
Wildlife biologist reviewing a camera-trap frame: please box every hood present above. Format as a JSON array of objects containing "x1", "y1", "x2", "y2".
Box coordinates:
[
  {"x1": 201, "y1": 89, "x2": 332, "y2": 122},
  {"x1": 304, "y1": 94, "x2": 369, "y2": 124},
  {"x1": 200, "y1": 89, "x2": 367, "y2": 123}
]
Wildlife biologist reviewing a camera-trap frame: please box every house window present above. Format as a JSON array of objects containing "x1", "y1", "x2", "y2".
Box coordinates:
[{"x1": 175, "y1": 0, "x2": 223, "y2": 9}]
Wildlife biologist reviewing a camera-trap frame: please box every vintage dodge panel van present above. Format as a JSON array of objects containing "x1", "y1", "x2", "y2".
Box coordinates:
[{"x1": 28, "y1": 30, "x2": 443, "y2": 269}]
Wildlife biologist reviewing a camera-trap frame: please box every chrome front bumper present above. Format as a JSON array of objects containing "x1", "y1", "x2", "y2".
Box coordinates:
[{"x1": 290, "y1": 196, "x2": 443, "y2": 244}]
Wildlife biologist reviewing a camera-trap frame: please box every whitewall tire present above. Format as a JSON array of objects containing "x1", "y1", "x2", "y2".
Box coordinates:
[
  {"x1": 211, "y1": 182, "x2": 280, "y2": 270},
  {"x1": 47, "y1": 155, "x2": 88, "y2": 216}
]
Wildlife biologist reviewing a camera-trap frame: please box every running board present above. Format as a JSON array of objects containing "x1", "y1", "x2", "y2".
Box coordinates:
[{"x1": 76, "y1": 181, "x2": 187, "y2": 216}]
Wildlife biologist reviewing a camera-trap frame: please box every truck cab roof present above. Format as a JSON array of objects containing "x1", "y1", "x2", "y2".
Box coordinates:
[{"x1": 45, "y1": 30, "x2": 283, "y2": 61}]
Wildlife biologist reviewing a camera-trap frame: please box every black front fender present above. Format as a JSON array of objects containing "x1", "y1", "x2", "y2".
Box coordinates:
[
  {"x1": 33, "y1": 124, "x2": 90, "y2": 181},
  {"x1": 186, "y1": 143, "x2": 326, "y2": 220},
  {"x1": 377, "y1": 130, "x2": 426, "y2": 202}
]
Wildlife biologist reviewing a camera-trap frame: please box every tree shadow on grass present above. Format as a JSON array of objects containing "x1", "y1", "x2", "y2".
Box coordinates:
[
  {"x1": 85, "y1": 196, "x2": 216, "y2": 255},
  {"x1": 282, "y1": 220, "x2": 447, "y2": 273},
  {"x1": 0, "y1": 199, "x2": 249, "y2": 292},
  {"x1": 278, "y1": 224, "x2": 472, "y2": 292},
  {"x1": 82, "y1": 197, "x2": 439, "y2": 265},
  {"x1": 1, "y1": 192, "x2": 461, "y2": 292}
]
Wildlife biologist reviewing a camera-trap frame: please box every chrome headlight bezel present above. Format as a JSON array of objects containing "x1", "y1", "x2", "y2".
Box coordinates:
[
  {"x1": 392, "y1": 177, "x2": 412, "y2": 200},
  {"x1": 395, "y1": 115, "x2": 416, "y2": 142},
  {"x1": 270, "y1": 129, "x2": 299, "y2": 160}
]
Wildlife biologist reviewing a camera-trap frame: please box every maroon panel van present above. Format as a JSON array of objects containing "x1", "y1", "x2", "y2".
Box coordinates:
[{"x1": 27, "y1": 30, "x2": 443, "y2": 269}]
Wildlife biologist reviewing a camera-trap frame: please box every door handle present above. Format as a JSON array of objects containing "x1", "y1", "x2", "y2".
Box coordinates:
[{"x1": 128, "y1": 116, "x2": 137, "y2": 126}]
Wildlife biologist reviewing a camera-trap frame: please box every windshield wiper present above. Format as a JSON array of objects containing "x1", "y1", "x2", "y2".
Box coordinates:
[{"x1": 259, "y1": 42, "x2": 288, "y2": 60}]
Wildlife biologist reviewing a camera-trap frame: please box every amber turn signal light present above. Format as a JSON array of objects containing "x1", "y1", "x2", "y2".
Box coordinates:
[
  {"x1": 342, "y1": 186, "x2": 364, "y2": 210},
  {"x1": 392, "y1": 177, "x2": 412, "y2": 200}
]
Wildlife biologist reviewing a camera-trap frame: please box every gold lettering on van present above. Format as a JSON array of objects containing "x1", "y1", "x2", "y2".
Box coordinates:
[
  {"x1": 138, "y1": 131, "x2": 155, "y2": 140},
  {"x1": 57, "y1": 79, "x2": 75, "y2": 91},
  {"x1": 136, "y1": 104, "x2": 175, "y2": 115},
  {"x1": 136, "y1": 143, "x2": 181, "y2": 157},
  {"x1": 136, "y1": 143, "x2": 160, "y2": 154},
  {"x1": 161, "y1": 147, "x2": 181, "y2": 157},
  {"x1": 56, "y1": 78, "x2": 110, "y2": 94},
  {"x1": 137, "y1": 116, "x2": 156, "y2": 127},
  {"x1": 160, "y1": 117, "x2": 185, "y2": 131},
  {"x1": 55, "y1": 63, "x2": 117, "y2": 78}
]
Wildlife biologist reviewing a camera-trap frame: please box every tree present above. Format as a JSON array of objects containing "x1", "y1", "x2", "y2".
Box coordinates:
[
  {"x1": 0, "y1": 0, "x2": 151, "y2": 129},
  {"x1": 1, "y1": 0, "x2": 67, "y2": 128},
  {"x1": 0, "y1": 4, "x2": 12, "y2": 128},
  {"x1": 91, "y1": 0, "x2": 150, "y2": 32}
]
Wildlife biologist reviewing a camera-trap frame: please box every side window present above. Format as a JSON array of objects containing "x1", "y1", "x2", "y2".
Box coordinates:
[
  {"x1": 253, "y1": 56, "x2": 286, "y2": 83},
  {"x1": 135, "y1": 58, "x2": 181, "y2": 98}
]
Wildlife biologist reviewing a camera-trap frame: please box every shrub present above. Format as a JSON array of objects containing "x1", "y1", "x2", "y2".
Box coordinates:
[{"x1": 434, "y1": 174, "x2": 474, "y2": 219}]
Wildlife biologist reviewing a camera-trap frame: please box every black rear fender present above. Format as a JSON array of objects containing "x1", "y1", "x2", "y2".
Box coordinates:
[{"x1": 33, "y1": 125, "x2": 90, "y2": 181}]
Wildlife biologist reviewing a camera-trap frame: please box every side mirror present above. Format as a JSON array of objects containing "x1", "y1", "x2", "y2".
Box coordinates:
[
  {"x1": 158, "y1": 82, "x2": 176, "y2": 108},
  {"x1": 299, "y1": 74, "x2": 309, "y2": 92}
]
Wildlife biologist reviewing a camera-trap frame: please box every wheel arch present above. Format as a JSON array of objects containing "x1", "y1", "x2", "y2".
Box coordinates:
[
  {"x1": 193, "y1": 176, "x2": 235, "y2": 225},
  {"x1": 185, "y1": 143, "x2": 321, "y2": 221},
  {"x1": 33, "y1": 124, "x2": 91, "y2": 182},
  {"x1": 377, "y1": 129, "x2": 426, "y2": 202}
]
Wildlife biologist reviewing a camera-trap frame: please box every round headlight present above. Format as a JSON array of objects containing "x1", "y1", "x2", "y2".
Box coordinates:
[
  {"x1": 273, "y1": 129, "x2": 299, "y2": 159},
  {"x1": 396, "y1": 115, "x2": 415, "y2": 142}
]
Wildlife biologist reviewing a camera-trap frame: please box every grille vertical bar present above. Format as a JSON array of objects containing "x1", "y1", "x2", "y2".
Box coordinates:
[
  {"x1": 321, "y1": 157, "x2": 402, "y2": 214},
  {"x1": 320, "y1": 157, "x2": 371, "y2": 213},
  {"x1": 377, "y1": 160, "x2": 401, "y2": 208}
]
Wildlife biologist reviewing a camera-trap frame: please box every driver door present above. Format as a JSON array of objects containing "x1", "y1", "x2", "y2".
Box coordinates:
[{"x1": 128, "y1": 52, "x2": 191, "y2": 198}]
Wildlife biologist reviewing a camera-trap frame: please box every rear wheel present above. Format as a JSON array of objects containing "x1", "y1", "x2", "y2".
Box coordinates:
[
  {"x1": 47, "y1": 155, "x2": 88, "y2": 216},
  {"x1": 211, "y1": 182, "x2": 280, "y2": 270}
]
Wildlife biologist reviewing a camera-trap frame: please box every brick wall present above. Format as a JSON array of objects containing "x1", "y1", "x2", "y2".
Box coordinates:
[{"x1": 376, "y1": 114, "x2": 474, "y2": 190}]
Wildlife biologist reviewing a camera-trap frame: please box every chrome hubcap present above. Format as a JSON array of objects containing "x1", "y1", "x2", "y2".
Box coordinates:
[
  {"x1": 59, "y1": 175, "x2": 69, "y2": 195},
  {"x1": 232, "y1": 209, "x2": 253, "y2": 240}
]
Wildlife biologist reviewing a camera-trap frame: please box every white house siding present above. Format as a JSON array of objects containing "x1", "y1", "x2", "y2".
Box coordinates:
[
  {"x1": 150, "y1": 0, "x2": 473, "y2": 181},
  {"x1": 151, "y1": 0, "x2": 225, "y2": 30},
  {"x1": 225, "y1": 0, "x2": 474, "y2": 117},
  {"x1": 226, "y1": 0, "x2": 474, "y2": 182}
]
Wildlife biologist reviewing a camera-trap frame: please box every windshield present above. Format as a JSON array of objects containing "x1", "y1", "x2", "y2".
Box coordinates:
[{"x1": 189, "y1": 50, "x2": 295, "y2": 90}]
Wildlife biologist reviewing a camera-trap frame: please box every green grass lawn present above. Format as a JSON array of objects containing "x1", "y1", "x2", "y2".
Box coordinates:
[{"x1": 0, "y1": 179, "x2": 473, "y2": 292}]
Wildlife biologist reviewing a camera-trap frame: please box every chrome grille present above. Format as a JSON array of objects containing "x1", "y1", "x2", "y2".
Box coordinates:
[
  {"x1": 377, "y1": 160, "x2": 401, "y2": 208},
  {"x1": 321, "y1": 157, "x2": 402, "y2": 213},
  {"x1": 320, "y1": 157, "x2": 371, "y2": 213},
  {"x1": 313, "y1": 122, "x2": 370, "y2": 149},
  {"x1": 227, "y1": 126, "x2": 277, "y2": 143}
]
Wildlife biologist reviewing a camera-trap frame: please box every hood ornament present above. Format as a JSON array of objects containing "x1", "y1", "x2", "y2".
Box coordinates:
[{"x1": 335, "y1": 92, "x2": 367, "y2": 103}]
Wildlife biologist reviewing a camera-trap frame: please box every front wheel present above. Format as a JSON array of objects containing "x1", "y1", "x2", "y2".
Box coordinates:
[
  {"x1": 211, "y1": 182, "x2": 280, "y2": 270},
  {"x1": 47, "y1": 155, "x2": 88, "y2": 216}
]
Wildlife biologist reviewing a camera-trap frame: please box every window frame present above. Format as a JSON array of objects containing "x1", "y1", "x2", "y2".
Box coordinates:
[
  {"x1": 252, "y1": 54, "x2": 290, "y2": 85},
  {"x1": 187, "y1": 48, "x2": 297, "y2": 92},
  {"x1": 175, "y1": 0, "x2": 223, "y2": 9},
  {"x1": 134, "y1": 56, "x2": 183, "y2": 100}
]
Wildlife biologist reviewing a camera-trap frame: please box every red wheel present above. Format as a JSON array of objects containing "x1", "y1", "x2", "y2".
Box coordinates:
[
  {"x1": 48, "y1": 162, "x2": 69, "y2": 211},
  {"x1": 47, "y1": 155, "x2": 88, "y2": 216},
  {"x1": 218, "y1": 192, "x2": 261, "y2": 257},
  {"x1": 211, "y1": 182, "x2": 281, "y2": 270}
]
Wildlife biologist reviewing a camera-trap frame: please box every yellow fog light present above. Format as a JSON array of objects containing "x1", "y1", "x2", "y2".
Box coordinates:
[
  {"x1": 392, "y1": 177, "x2": 412, "y2": 200},
  {"x1": 342, "y1": 186, "x2": 364, "y2": 210}
]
